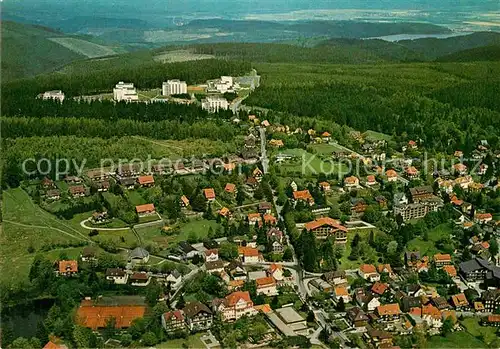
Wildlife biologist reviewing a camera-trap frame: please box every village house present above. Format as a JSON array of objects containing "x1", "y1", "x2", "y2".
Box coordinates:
[
  {"x1": 323, "y1": 270, "x2": 348, "y2": 287},
  {"x1": 433, "y1": 253, "x2": 452, "y2": 267},
  {"x1": 162, "y1": 310, "x2": 186, "y2": 334},
  {"x1": 166, "y1": 270, "x2": 183, "y2": 289},
  {"x1": 268, "y1": 263, "x2": 285, "y2": 282},
  {"x1": 322, "y1": 131, "x2": 331, "y2": 142},
  {"x1": 69, "y1": 185, "x2": 86, "y2": 198},
  {"x1": 364, "y1": 329, "x2": 394, "y2": 348},
  {"x1": 365, "y1": 175, "x2": 377, "y2": 186},
  {"x1": 219, "y1": 207, "x2": 231, "y2": 219},
  {"x1": 180, "y1": 195, "x2": 190, "y2": 208},
  {"x1": 408, "y1": 140, "x2": 417, "y2": 149},
  {"x1": 358, "y1": 264, "x2": 380, "y2": 282},
  {"x1": 267, "y1": 228, "x2": 284, "y2": 253},
  {"x1": 204, "y1": 188, "x2": 216, "y2": 201},
  {"x1": 226, "y1": 260, "x2": 247, "y2": 281},
  {"x1": 96, "y1": 180, "x2": 110, "y2": 192},
  {"x1": 205, "y1": 249, "x2": 219, "y2": 262},
  {"x1": 371, "y1": 282, "x2": 389, "y2": 297},
  {"x1": 304, "y1": 217, "x2": 348, "y2": 243},
  {"x1": 334, "y1": 286, "x2": 351, "y2": 303},
  {"x1": 263, "y1": 214, "x2": 277, "y2": 226},
  {"x1": 405, "y1": 166, "x2": 419, "y2": 179},
  {"x1": 130, "y1": 272, "x2": 151, "y2": 286},
  {"x1": 212, "y1": 291, "x2": 257, "y2": 321},
  {"x1": 137, "y1": 175, "x2": 155, "y2": 187},
  {"x1": 421, "y1": 304, "x2": 443, "y2": 328},
  {"x1": 91, "y1": 211, "x2": 108, "y2": 224},
  {"x1": 450, "y1": 293, "x2": 470, "y2": 311},
  {"x1": 482, "y1": 315, "x2": 500, "y2": 327},
  {"x1": 318, "y1": 181, "x2": 331, "y2": 192},
  {"x1": 135, "y1": 203, "x2": 156, "y2": 217},
  {"x1": 355, "y1": 289, "x2": 381, "y2": 311},
  {"x1": 129, "y1": 247, "x2": 150, "y2": 263},
  {"x1": 81, "y1": 246, "x2": 98, "y2": 262},
  {"x1": 58, "y1": 260, "x2": 78, "y2": 276},
  {"x1": 183, "y1": 302, "x2": 213, "y2": 332},
  {"x1": 105, "y1": 268, "x2": 129, "y2": 284},
  {"x1": 86, "y1": 169, "x2": 110, "y2": 182},
  {"x1": 258, "y1": 202, "x2": 272, "y2": 214},
  {"x1": 442, "y1": 265, "x2": 458, "y2": 278},
  {"x1": 177, "y1": 241, "x2": 200, "y2": 260},
  {"x1": 292, "y1": 189, "x2": 315, "y2": 206},
  {"x1": 385, "y1": 169, "x2": 398, "y2": 182},
  {"x1": 256, "y1": 276, "x2": 278, "y2": 296},
  {"x1": 377, "y1": 264, "x2": 396, "y2": 279},
  {"x1": 119, "y1": 177, "x2": 136, "y2": 189},
  {"x1": 224, "y1": 183, "x2": 237, "y2": 195},
  {"x1": 41, "y1": 177, "x2": 55, "y2": 189},
  {"x1": 474, "y1": 213, "x2": 493, "y2": 224},
  {"x1": 253, "y1": 167, "x2": 263, "y2": 181},
  {"x1": 409, "y1": 186, "x2": 434, "y2": 203},
  {"x1": 453, "y1": 163, "x2": 468, "y2": 175},
  {"x1": 482, "y1": 289, "x2": 500, "y2": 312},
  {"x1": 351, "y1": 198, "x2": 368, "y2": 215},
  {"x1": 375, "y1": 303, "x2": 401, "y2": 323},
  {"x1": 347, "y1": 307, "x2": 369, "y2": 328},
  {"x1": 247, "y1": 212, "x2": 262, "y2": 226},
  {"x1": 344, "y1": 176, "x2": 360, "y2": 190},
  {"x1": 46, "y1": 189, "x2": 61, "y2": 200},
  {"x1": 269, "y1": 139, "x2": 284, "y2": 148},
  {"x1": 238, "y1": 246, "x2": 261, "y2": 264}
]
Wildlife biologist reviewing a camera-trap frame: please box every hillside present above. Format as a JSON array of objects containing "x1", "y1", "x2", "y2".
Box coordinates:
[
  {"x1": 1, "y1": 21, "x2": 119, "y2": 81},
  {"x1": 436, "y1": 45, "x2": 500, "y2": 62}
]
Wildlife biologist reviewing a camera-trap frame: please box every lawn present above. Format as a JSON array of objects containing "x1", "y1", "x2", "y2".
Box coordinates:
[
  {"x1": 363, "y1": 130, "x2": 393, "y2": 142},
  {"x1": 1, "y1": 188, "x2": 92, "y2": 285},
  {"x1": 427, "y1": 331, "x2": 488, "y2": 348},
  {"x1": 177, "y1": 218, "x2": 221, "y2": 242},
  {"x1": 309, "y1": 143, "x2": 346, "y2": 155},
  {"x1": 157, "y1": 333, "x2": 205, "y2": 348},
  {"x1": 406, "y1": 223, "x2": 453, "y2": 257},
  {"x1": 339, "y1": 229, "x2": 382, "y2": 269},
  {"x1": 276, "y1": 148, "x2": 348, "y2": 177},
  {"x1": 461, "y1": 318, "x2": 498, "y2": 346}
]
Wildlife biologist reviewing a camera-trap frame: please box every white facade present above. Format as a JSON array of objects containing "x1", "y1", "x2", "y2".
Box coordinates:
[
  {"x1": 202, "y1": 96, "x2": 229, "y2": 113},
  {"x1": 162, "y1": 79, "x2": 187, "y2": 96},
  {"x1": 113, "y1": 81, "x2": 139, "y2": 102},
  {"x1": 41, "y1": 90, "x2": 65, "y2": 102}
]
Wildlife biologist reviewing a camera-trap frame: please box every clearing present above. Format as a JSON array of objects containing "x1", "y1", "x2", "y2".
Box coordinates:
[
  {"x1": 153, "y1": 49, "x2": 215, "y2": 63},
  {"x1": 406, "y1": 223, "x2": 453, "y2": 256},
  {"x1": 49, "y1": 37, "x2": 117, "y2": 58}
]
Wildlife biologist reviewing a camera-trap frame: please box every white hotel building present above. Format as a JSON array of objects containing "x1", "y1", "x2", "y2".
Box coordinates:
[
  {"x1": 113, "y1": 81, "x2": 139, "y2": 102},
  {"x1": 163, "y1": 79, "x2": 188, "y2": 96},
  {"x1": 202, "y1": 96, "x2": 229, "y2": 113}
]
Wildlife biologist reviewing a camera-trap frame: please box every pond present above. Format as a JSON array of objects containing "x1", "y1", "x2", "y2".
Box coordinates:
[{"x1": 2, "y1": 298, "x2": 55, "y2": 338}]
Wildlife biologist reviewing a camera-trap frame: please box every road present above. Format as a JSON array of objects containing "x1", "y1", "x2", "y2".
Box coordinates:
[{"x1": 259, "y1": 127, "x2": 269, "y2": 174}]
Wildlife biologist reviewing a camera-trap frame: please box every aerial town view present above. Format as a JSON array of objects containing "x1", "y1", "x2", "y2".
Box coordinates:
[{"x1": 1, "y1": 0, "x2": 500, "y2": 348}]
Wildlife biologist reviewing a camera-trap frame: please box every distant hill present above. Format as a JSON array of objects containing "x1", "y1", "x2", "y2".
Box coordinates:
[
  {"x1": 399, "y1": 32, "x2": 500, "y2": 60},
  {"x1": 436, "y1": 45, "x2": 500, "y2": 62},
  {"x1": 1, "y1": 21, "x2": 119, "y2": 81}
]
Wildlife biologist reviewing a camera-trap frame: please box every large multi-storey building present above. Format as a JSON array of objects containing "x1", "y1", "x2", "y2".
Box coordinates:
[
  {"x1": 113, "y1": 82, "x2": 138, "y2": 102},
  {"x1": 162, "y1": 79, "x2": 188, "y2": 96},
  {"x1": 183, "y1": 302, "x2": 213, "y2": 332},
  {"x1": 212, "y1": 291, "x2": 257, "y2": 321},
  {"x1": 304, "y1": 217, "x2": 348, "y2": 243},
  {"x1": 201, "y1": 96, "x2": 229, "y2": 113},
  {"x1": 394, "y1": 202, "x2": 440, "y2": 221}
]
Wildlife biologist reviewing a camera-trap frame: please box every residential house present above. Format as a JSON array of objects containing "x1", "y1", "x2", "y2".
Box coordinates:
[
  {"x1": 474, "y1": 213, "x2": 493, "y2": 224},
  {"x1": 204, "y1": 188, "x2": 216, "y2": 201},
  {"x1": 178, "y1": 242, "x2": 200, "y2": 260},
  {"x1": 180, "y1": 195, "x2": 190, "y2": 208},
  {"x1": 162, "y1": 310, "x2": 186, "y2": 334},
  {"x1": 394, "y1": 192, "x2": 409, "y2": 206},
  {"x1": 46, "y1": 189, "x2": 61, "y2": 200},
  {"x1": 43, "y1": 341, "x2": 68, "y2": 349},
  {"x1": 377, "y1": 264, "x2": 396, "y2": 279},
  {"x1": 386, "y1": 169, "x2": 398, "y2": 182},
  {"x1": 119, "y1": 177, "x2": 136, "y2": 189},
  {"x1": 351, "y1": 198, "x2": 368, "y2": 215},
  {"x1": 371, "y1": 282, "x2": 389, "y2": 297},
  {"x1": 292, "y1": 190, "x2": 315, "y2": 206},
  {"x1": 366, "y1": 175, "x2": 377, "y2": 186},
  {"x1": 138, "y1": 175, "x2": 155, "y2": 187},
  {"x1": 183, "y1": 302, "x2": 213, "y2": 332},
  {"x1": 258, "y1": 202, "x2": 273, "y2": 214},
  {"x1": 86, "y1": 169, "x2": 110, "y2": 182},
  {"x1": 58, "y1": 260, "x2": 78, "y2": 276},
  {"x1": 334, "y1": 286, "x2": 351, "y2": 303},
  {"x1": 421, "y1": 304, "x2": 443, "y2": 328},
  {"x1": 256, "y1": 276, "x2": 278, "y2": 296},
  {"x1": 451, "y1": 293, "x2": 469, "y2": 311},
  {"x1": 267, "y1": 228, "x2": 284, "y2": 253},
  {"x1": 323, "y1": 270, "x2": 348, "y2": 287},
  {"x1": 41, "y1": 177, "x2": 55, "y2": 189},
  {"x1": 219, "y1": 207, "x2": 231, "y2": 219},
  {"x1": 409, "y1": 186, "x2": 434, "y2": 203},
  {"x1": 482, "y1": 315, "x2": 500, "y2": 327},
  {"x1": 304, "y1": 217, "x2": 348, "y2": 243},
  {"x1": 454, "y1": 163, "x2": 468, "y2": 175},
  {"x1": 205, "y1": 260, "x2": 225, "y2": 275},
  {"x1": 442, "y1": 265, "x2": 458, "y2": 278},
  {"x1": 359, "y1": 264, "x2": 380, "y2": 282},
  {"x1": 130, "y1": 272, "x2": 151, "y2": 286},
  {"x1": 212, "y1": 291, "x2": 257, "y2": 321},
  {"x1": 135, "y1": 204, "x2": 156, "y2": 217},
  {"x1": 433, "y1": 253, "x2": 452, "y2": 267},
  {"x1": 364, "y1": 329, "x2": 393, "y2": 348},
  {"x1": 253, "y1": 168, "x2": 263, "y2": 181},
  {"x1": 482, "y1": 289, "x2": 500, "y2": 312},
  {"x1": 319, "y1": 181, "x2": 331, "y2": 192},
  {"x1": 408, "y1": 140, "x2": 417, "y2": 149},
  {"x1": 248, "y1": 213, "x2": 262, "y2": 226},
  {"x1": 290, "y1": 181, "x2": 298, "y2": 192},
  {"x1": 344, "y1": 176, "x2": 360, "y2": 189},
  {"x1": 226, "y1": 260, "x2": 247, "y2": 280},
  {"x1": 105, "y1": 268, "x2": 128, "y2": 284},
  {"x1": 405, "y1": 166, "x2": 419, "y2": 179},
  {"x1": 268, "y1": 263, "x2": 284, "y2": 282},
  {"x1": 269, "y1": 139, "x2": 284, "y2": 148},
  {"x1": 375, "y1": 304, "x2": 401, "y2": 322},
  {"x1": 263, "y1": 214, "x2": 277, "y2": 226},
  {"x1": 238, "y1": 246, "x2": 261, "y2": 264},
  {"x1": 224, "y1": 183, "x2": 237, "y2": 195},
  {"x1": 347, "y1": 307, "x2": 369, "y2": 328},
  {"x1": 91, "y1": 211, "x2": 108, "y2": 224},
  {"x1": 401, "y1": 296, "x2": 422, "y2": 313},
  {"x1": 129, "y1": 247, "x2": 150, "y2": 263},
  {"x1": 69, "y1": 185, "x2": 86, "y2": 198},
  {"x1": 355, "y1": 289, "x2": 381, "y2": 311},
  {"x1": 205, "y1": 249, "x2": 219, "y2": 262},
  {"x1": 431, "y1": 296, "x2": 451, "y2": 310},
  {"x1": 81, "y1": 246, "x2": 98, "y2": 262}
]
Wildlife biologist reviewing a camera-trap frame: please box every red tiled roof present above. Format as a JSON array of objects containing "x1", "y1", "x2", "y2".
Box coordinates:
[
  {"x1": 263, "y1": 214, "x2": 277, "y2": 224},
  {"x1": 451, "y1": 293, "x2": 468, "y2": 307},
  {"x1": 487, "y1": 315, "x2": 500, "y2": 323},
  {"x1": 136, "y1": 203, "x2": 155, "y2": 213},
  {"x1": 76, "y1": 305, "x2": 146, "y2": 330},
  {"x1": 204, "y1": 188, "x2": 216, "y2": 200},
  {"x1": 442, "y1": 265, "x2": 457, "y2": 277},
  {"x1": 205, "y1": 249, "x2": 218, "y2": 257},
  {"x1": 377, "y1": 264, "x2": 393, "y2": 274},
  {"x1": 360, "y1": 264, "x2": 377, "y2": 274},
  {"x1": 371, "y1": 282, "x2": 389, "y2": 295},
  {"x1": 406, "y1": 166, "x2": 418, "y2": 175},
  {"x1": 319, "y1": 181, "x2": 330, "y2": 188},
  {"x1": 475, "y1": 213, "x2": 492, "y2": 220},
  {"x1": 293, "y1": 189, "x2": 313, "y2": 201},
  {"x1": 138, "y1": 175, "x2": 154, "y2": 185},
  {"x1": 344, "y1": 176, "x2": 358, "y2": 184},
  {"x1": 43, "y1": 342, "x2": 66, "y2": 349},
  {"x1": 256, "y1": 276, "x2": 276, "y2": 287},
  {"x1": 225, "y1": 291, "x2": 252, "y2": 306},
  {"x1": 386, "y1": 169, "x2": 397, "y2": 177},
  {"x1": 225, "y1": 183, "x2": 236, "y2": 193},
  {"x1": 239, "y1": 246, "x2": 259, "y2": 257},
  {"x1": 219, "y1": 207, "x2": 230, "y2": 217},
  {"x1": 269, "y1": 263, "x2": 283, "y2": 273},
  {"x1": 366, "y1": 175, "x2": 376, "y2": 183},
  {"x1": 304, "y1": 217, "x2": 347, "y2": 232},
  {"x1": 376, "y1": 303, "x2": 401, "y2": 316},
  {"x1": 433, "y1": 253, "x2": 451, "y2": 262},
  {"x1": 422, "y1": 304, "x2": 441, "y2": 320},
  {"x1": 59, "y1": 260, "x2": 78, "y2": 273},
  {"x1": 163, "y1": 310, "x2": 184, "y2": 322},
  {"x1": 335, "y1": 286, "x2": 349, "y2": 296}
]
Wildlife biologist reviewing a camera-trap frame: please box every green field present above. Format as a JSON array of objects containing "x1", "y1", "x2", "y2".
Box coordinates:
[
  {"x1": 406, "y1": 223, "x2": 453, "y2": 257},
  {"x1": 276, "y1": 148, "x2": 348, "y2": 177},
  {"x1": 309, "y1": 143, "x2": 346, "y2": 155},
  {"x1": 461, "y1": 318, "x2": 499, "y2": 347},
  {"x1": 157, "y1": 333, "x2": 205, "y2": 348},
  {"x1": 48, "y1": 37, "x2": 117, "y2": 58},
  {"x1": 363, "y1": 130, "x2": 393, "y2": 142},
  {"x1": 338, "y1": 229, "x2": 382, "y2": 269},
  {"x1": 427, "y1": 331, "x2": 488, "y2": 348}
]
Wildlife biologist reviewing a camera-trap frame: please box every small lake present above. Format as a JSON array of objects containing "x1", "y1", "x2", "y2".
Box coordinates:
[{"x1": 2, "y1": 298, "x2": 55, "y2": 338}]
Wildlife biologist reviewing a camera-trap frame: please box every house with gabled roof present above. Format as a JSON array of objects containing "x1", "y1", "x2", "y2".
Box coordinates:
[
  {"x1": 224, "y1": 183, "x2": 237, "y2": 195},
  {"x1": 375, "y1": 303, "x2": 401, "y2": 322},
  {"x1": 204, "y1": 188, "x2": 216, "y2": 201},
  {"x1": 135, "y1": 203, "x2": 155, "y2": 216},
  {"x1": 358, "y1": 264, "x2": 380, "y2": 282},
  {"x1": 183, "y1": 302, "x2": 213, "y2": 332},
  {"x1": 292, "y1": 189, "x2": 314, "y2": 206},
  {"x1": 58, "y1": 260, "x2": 78, "y2": 276},
  {"x1": 304, "y1": 217, "x2": 347, "y2": 243},
  {"x1": 212, "y1": 291, "x2": 257, "y2": 321},
  {"x1": 138, "y1": 175, "x2": 154, "y2": 187},
  {"x1": 162, "y1": 310, "x2": 186, "y2": 334},
  {"x1": 256, "y1": 276, "x2": 278, "y2": 296}
]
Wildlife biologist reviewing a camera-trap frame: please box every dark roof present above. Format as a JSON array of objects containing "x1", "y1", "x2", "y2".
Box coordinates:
[
  {"x1": 459, "y1": 258, "x2": 496, "y2": 275},
  {"x1": 409, "y1": 186, "x2": 433, "y2": 196},
  {"x1": 129, "y1": 247, "x2": 149, "y2": 259},
  {"x1": 106, "y1": 268, "x2": 126, "y2": 277},
  {"x1": 259, "y1": 202, "x2": 272, "y2": 210},
  {"x1": 482, "y1": 289, "x2": 500, "y2": 302},
  {"x1": 205, "y1": 260, "x2": 225, "y2": 270},
  {"x1": 323, "y1": 270, "x2": 346, "y2": 282},
  {"x1": 431, "y1": 296, "x2": 450, "y2": 310},
  {"x1": 119, "y1": 177, "x2": 136, "y2": 186},
  {"x1": 130, "y1": 272, "x2": 149, "y2": 280},
  {"x1": 178, "y1": 241, "x2": 195, "y2": 254},
  {"x1": 82, "y1": 246, "x2": 97, "y2": 257},
  {"x1": 183, "y1": 301, "x2": 212, "y2": 318},
  {"x1": 405, "y1": 251, "x2": 420, "y2": 261},
  {"x1": 169, "y1": 270, "x2": 181, "y2": 279},
  {"x1": 402, "y1": 296, "x2": 422, "y2": 312},
  {"x1": 347, "y1": 307, "x2": 369, "y2": 322}
]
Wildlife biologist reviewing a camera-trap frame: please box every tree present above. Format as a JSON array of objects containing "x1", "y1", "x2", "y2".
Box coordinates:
[
  {"x1": 351, "y1": 233, "x2": 361, "y2": 248},
  {"x1": 73, "y1": 325, "x2": 93, "y2": 348},
  {"x1": 142, "y1": 332, "x2": 158, "y2": 346},
  {"x1": 283, "y1": 247, "x2": 293, "y2": 261},
  {"x1": 387, "y1": 241, "x2": 398, "y2": 255},
  {"x1": 219, "y1": 242, "x2": 238, "y2": 260},
  {"x1": 336, "y1": 297, "x2": 345, "y2": 312},
  {"x1": 177, "y1": 294, "x2": 186, "y2": 309},
  {"x1": 489, "y1": 239, "x2": 499, "y2": 256},
  {"x1": 441, "y1": 316, "x2": 454, "y2": 336},
  {"x1": 103, "y1": 317, "x2": 117, "y2": 340},
  {"x1": 306, "y1": 310, "x2": 315, "y2": 323},
  {"x1": 190, "y1": 192, "x2": 207, "y2": 212},
  {"x1": 145, "y1": 279, "x2": 162, "y2": 306}
]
